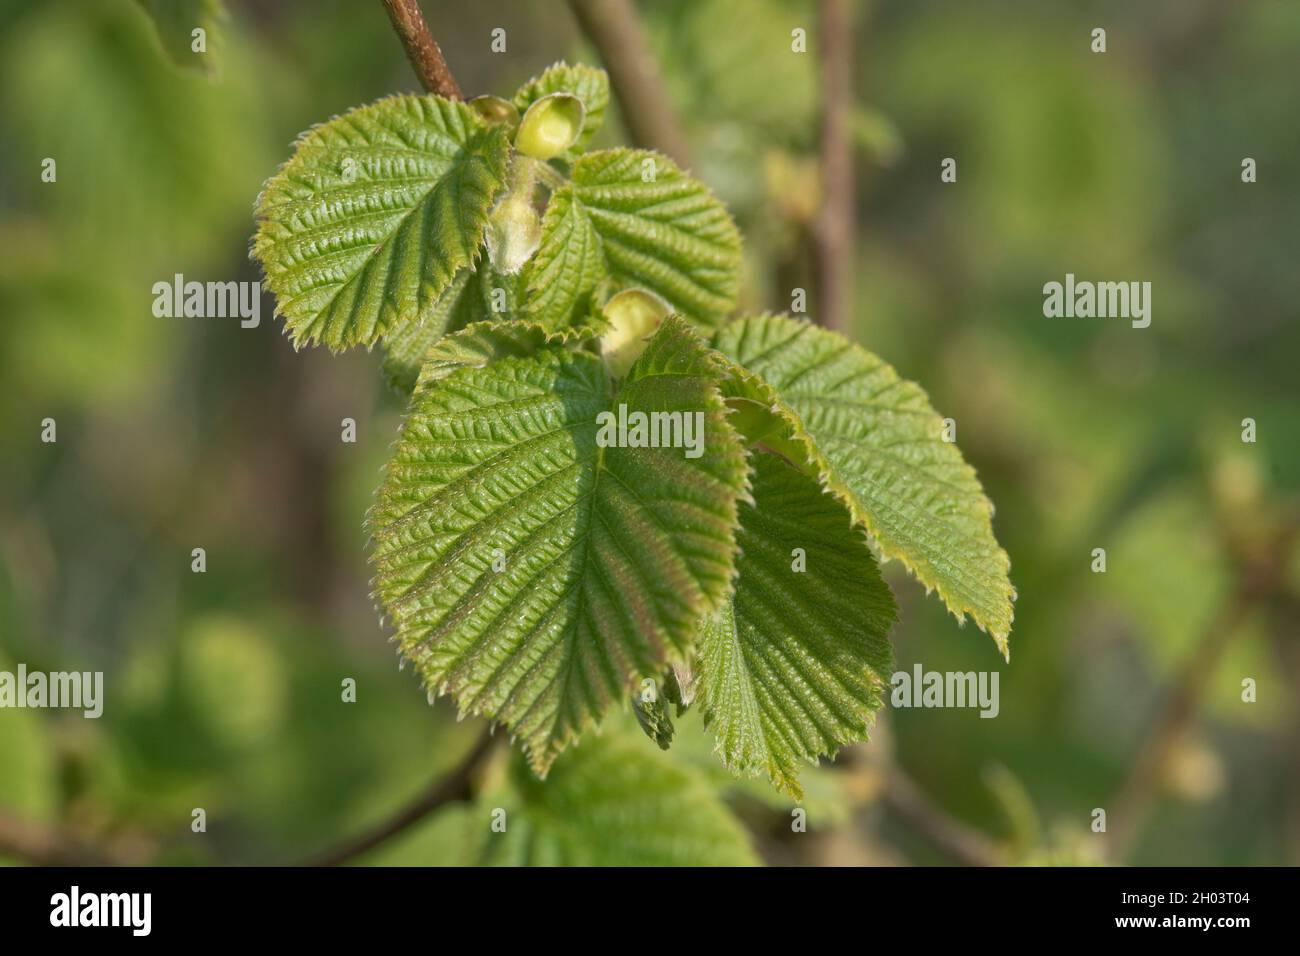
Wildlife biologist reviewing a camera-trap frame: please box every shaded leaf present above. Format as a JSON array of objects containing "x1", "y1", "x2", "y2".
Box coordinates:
[
  {"x1": 480, "y1": 729, "x2": 759, "y2": 866},
  {"x1": 135, "y1": 0, "x2": 227, "y2": 78},
  {"x1": 411, "y1": 314, "x2": 607, "y2": 394},
  {"x1": 713, "y1": 314, "x2": 1014, "y2": 654},
  {"x1": 698, "y1": 453, "x2": 896, "y2": 799},
  {"x1": 381, "y1": 268, "x2": 478, "y2": 393}
]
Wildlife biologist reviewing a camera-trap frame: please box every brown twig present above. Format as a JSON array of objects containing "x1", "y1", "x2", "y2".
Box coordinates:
[
  {"x1": 380, "y1": 0, "x2": 463, "y2": 99},
  {"x1": 1268, "y1": 597, "x2": 1300, "y2": 864},
  {"x1": 566, "y1": 0, "x2": 691, "y2": 167},
  {"x1": 1106, "y1": 519, "x2": 1299, "y2": 861},
  {"x1": 302, "y1": 726, "x2": 498, "y2": 867},
  {"x1": 0, "y1": 810, "x2": 119, "y2": 867},
  {"x1": 813, "y1": 0, "x2": 855, "y2": 332},
  {"x1": 881, "y1": 766, "x2": 1004, "y2": 866}
]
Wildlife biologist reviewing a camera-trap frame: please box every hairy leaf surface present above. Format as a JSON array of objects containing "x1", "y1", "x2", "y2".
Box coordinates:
[
  {"x1": 381, "y1": 268, "x2": 479, "y2": 392},
  {"x1": 369, "y1": 316, "x2": 747, "y2": 772},
  {"x1": 699, "y1": 453, "x2": 896, "y2": 799},
  {"x1": 523, "y1": 148, "x2": 741, "y2": 330},
  {"x1": 410, "y1": 316, "x2": 608, "y2": 394},
  {"x1": 253, "y1": 96, "x2": 510, "y2": 351},
  {"x1": 713, "y1": 314, "x2": 1015, "y2": 654}
]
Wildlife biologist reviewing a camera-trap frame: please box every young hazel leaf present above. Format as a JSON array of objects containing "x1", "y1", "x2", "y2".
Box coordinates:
[
  {"x1": 411, "y1": 315, "x2": 608, "y2": 394},
  {"x1": 698, "y1": 453, "x2": 896, "y2": 800},
  {"x1": 523, "y1": 148, "x2": 742, "y2": 330},
  {"x1": 253, "y1": 96, "x2": 510, "y2": 351},
  {"x1": 512, "y1": 62, "x2": 610, "y2": 159},
  {"x1": 369, "y1": 316, "x2": 747, "y2": 773},
  {"x1": 515, "y1": 93, "x2": 586, "y2": 161},
  {"x1": 519, "y1": 186, "x2": 605, "y2": 330},
  {"x1": 713, "y1": 314, "x2": 1015, "y2": 656}
]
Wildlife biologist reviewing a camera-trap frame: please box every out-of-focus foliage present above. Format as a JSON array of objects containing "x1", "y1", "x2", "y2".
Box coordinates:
[
  {"x1": 1, "y1": 0, "x2": 1297, "y2": 866},
  {"x1": 135, "y1": 0, "x2": 228, "y2": 77}
]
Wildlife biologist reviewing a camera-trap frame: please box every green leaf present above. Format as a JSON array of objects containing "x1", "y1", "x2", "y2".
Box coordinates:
[
  {"x1": 369, "y1": 315, "x2": 747, "y2": 773},
  {"x1": 523, "y1": 148, "x2": 742, "y2": 330},
  {"x1": 480, "y1": 729, "x2": 759, "y2": 866},
  {"x1": 380, "y1": 268, "x2": 478, "y2": 393},
  {"x1": 698, "y1": 453, "x2": 896, "y2": 800},
  {"x1": 411, "y1": 315, "x2": 608, "y2": 394},
  {"x1": 135, "y1": 0, "x2": 227, "y2": 78},
  {"x1": 253, "y1": 95, "x2": 511, "y2": 351},
  {"x1": 668, "y1": 707, "x2": 860, "y2": 826},
  {"x1": 518, "y1": 186, "x2": 604, "y2": 330},
  {"x1": 713, "y1": 314, "x2": 1015, "y2": 655},
  {"x1": 512, "y1": 62, "x2": 609, "y2": 159}
]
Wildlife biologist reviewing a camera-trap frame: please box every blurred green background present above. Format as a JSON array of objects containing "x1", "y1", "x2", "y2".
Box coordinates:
[{"x1": 1, "y1": 0, "x2": 1297, "y2": 866}]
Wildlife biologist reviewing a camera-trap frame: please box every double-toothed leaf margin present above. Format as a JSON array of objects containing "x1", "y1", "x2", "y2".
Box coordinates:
[
  {"x1": 713, "y1": 314, "x2": 1015, "y2": 655},
  {"x1": 523, "y1": 148, "x2": 742, "y2": 331},
  {"x1": 253, "y1": 95, "x2": 510, "y2": 351},
  {"x1": 368, "y1": 316, "x2": 747, "y2": 773},
  {"x1": 698, "y1": 453, "x2": 896, "y2": 800}
]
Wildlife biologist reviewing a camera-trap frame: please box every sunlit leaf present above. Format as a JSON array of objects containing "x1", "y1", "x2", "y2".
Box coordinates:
[
  {"x1": 369, "y1": 316, "x2": 746, "y2": 772},
  {"x1": 523, "y1": 148, "x2": 741, "y2": 330},
  {"x1": 253, "y1": 95, "x2": 510, "y2": 351},
  {"x1": 714, "y1": 314, "x2": 1015, "y2": 654}
]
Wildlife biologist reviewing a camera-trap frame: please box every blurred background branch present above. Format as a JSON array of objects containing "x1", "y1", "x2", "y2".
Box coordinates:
[
  {"x1": 882, "y1": 767, "x2": 1004, "y2": 866},
  {"x1": 813, "y1": 0, "x2": 856, "y2": 331},
  {"x1": 1107, "y1": 514, "x2": 1300, "y2": 861},
  {"x1": 303, "y1": 725, "x2": 497, "y2": 867},
  {"x1": 0, "y1": 807, "x2": 128, "y2": 866},
  {"x1": 566, "y1": 0, "x2": 691, "y2": 167}
]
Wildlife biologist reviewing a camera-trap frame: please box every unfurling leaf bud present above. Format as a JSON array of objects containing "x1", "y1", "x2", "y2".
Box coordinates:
[
  {"x1": 600, "y1": 288, "x2": 671, "y2": 378},
  {"x1": 468, "y1": 94, "x2": 520, "y2": 127},
  {"x1": 486, "y1": 156, "x2": 543, "y2": 274},
  {"x1": 486, "y1": 195, "x2": 541, "y2": 274},
  {"x1": 515, "y1": 93, "x2": 585, "y2": 160},
  {"x1": 632, "y1": 687, "x2": 675, "y2": 750}
]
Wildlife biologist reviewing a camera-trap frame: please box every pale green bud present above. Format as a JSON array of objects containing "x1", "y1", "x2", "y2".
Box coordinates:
[
  {"x1": 600, "y1": 288, "x2": 671, "y2": 378},
  {"x1": 515, "y1": 93, "x2": 585, "y2": 160}
]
